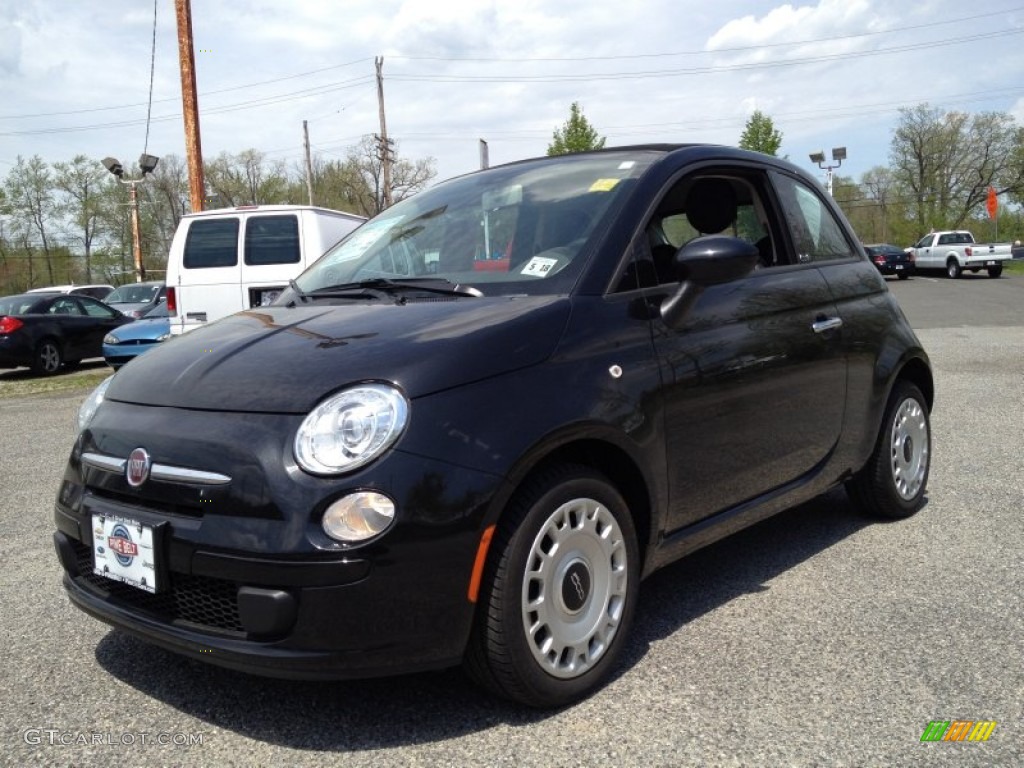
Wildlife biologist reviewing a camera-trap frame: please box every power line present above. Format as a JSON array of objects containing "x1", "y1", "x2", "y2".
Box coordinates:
[
  {"x1": 387, "y1": 29, "x2": 1021, "y2": 84},
  {"x1": 1, "y1": 8, "x2": 1019, "y2": 121},
  {"x1": 142, "y1": 0, "x2": 159, "y2": 156},
  {"x1": 390, "y1": 6, "x2": 1024, "y2": 62}
]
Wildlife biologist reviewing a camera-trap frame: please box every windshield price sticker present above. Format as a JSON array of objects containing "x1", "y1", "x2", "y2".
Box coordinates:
[{"x1": 92, "y1": 514, "x2": 158, "y2": 593}]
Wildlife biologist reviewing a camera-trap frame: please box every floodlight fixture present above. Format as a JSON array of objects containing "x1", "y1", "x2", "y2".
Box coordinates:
[
  {"x1": 102, "y1": 157, "x2": 124, "y2": 177},
  {"x1": 138, "y1": 154, "x2": 160, "y2": 175},
  {"x1": 809, "y1": 145, "x2": 848, "y2": 197}
]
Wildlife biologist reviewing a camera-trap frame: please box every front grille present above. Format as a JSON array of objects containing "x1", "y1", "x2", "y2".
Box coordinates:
[{"x1": 72, "y1": 540, "x2": 245, "y2": 635}]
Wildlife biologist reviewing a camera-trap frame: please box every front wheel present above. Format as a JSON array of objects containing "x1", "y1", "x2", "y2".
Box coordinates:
[
  {"x1": 946, "y1": 259, "x2": 962, "y2": 278},
  {"x1": 465, "y1": 465, "x2": 639, "y2": 708},
  {"x1": 846, "y1": 381, "x2": 931, "y2": 519},
  {"x1": 988, "y1": 265, "x2": 1003, "y2": 278}
]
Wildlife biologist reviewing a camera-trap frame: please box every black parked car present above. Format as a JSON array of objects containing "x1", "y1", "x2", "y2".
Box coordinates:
[
  {"x1": 864, "y1": 243, "x2": 915, "y2": 279},
  {"x1": 55, "y1": 145, "x2": 933, "y2": 707},
  {"x1": 0, "y1": 293, "x2": 131, "y2": 375}
]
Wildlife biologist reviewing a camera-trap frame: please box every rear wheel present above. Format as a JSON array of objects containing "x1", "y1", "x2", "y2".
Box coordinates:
[
  {"x1": 988, "y1": 265, "x2": 1003, "y2": 278},
  {"x1": 946, "y1": 259, "x2": 962, "y2": 279},
  {"x1": 31, "y1": 339, "x2": 63, "y2": 376},
  {"x1": 897, "y1": 272, "x2": 909, "y2": 280},
  {"x1": 846, "y1": 380, "x2": 930, "y2": 519},
  {"x1": 465, "y1": 465, "x2": 639, "y2": 708}
]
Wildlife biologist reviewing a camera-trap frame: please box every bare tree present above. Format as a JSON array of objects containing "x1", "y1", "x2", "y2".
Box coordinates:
[
  {"x1": 204, "y1": 149, "x2": 290, "y2": 206},
  {"x1": 860, "y1": 166, "x2": 897, "y2": 242},
  {"x1": 345, "y1": 136, "x2": 436, "y2": 216}
]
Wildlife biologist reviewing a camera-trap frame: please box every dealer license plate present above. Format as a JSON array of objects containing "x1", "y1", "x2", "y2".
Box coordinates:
[{"x1": 92, "y1": 514, "x2": 159, "y2": 593}]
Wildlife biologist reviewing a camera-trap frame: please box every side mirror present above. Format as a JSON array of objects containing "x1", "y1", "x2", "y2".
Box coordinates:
[{"x1": 660, "y1": 235, "x2": 759, "y2": 328}]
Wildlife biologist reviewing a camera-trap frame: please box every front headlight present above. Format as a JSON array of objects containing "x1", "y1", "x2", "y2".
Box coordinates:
[
  {"x1": 103, "y1": 333, "x2": 120, "y2": 345},
  {"x1": 77, "y1": 374, "x2": 115, "y2": 432},
  {"x1": 294, "y1": 383, "x2": 409, "y2": 475}
]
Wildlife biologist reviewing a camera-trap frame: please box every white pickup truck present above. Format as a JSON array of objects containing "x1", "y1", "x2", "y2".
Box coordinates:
[{"x1": 907, "y1": 230, "x2": 1012, "y2": 278}]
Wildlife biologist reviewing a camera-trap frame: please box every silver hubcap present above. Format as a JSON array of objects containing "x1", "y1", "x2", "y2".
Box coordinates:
[
  {"x1": 890, "y1": 397, "x2": 929, "y2": 500},
  {"x1": 40, "y1": 344, "x2": 60, "y2": 372},
  {"x1": 521, "y1": 496, "x2": 628, "y2": 679}
]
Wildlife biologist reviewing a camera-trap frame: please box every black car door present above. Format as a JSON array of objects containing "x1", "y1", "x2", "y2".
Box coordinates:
[
  {"x1": 43, "y1": 296, "x2": 90, "y2": 360},
  {"x1": 644, "y1": 166, "x2": 848, "y2": 532},
  {"x1": 76, "y1": 297, "x2": 127, "y2": 358}
]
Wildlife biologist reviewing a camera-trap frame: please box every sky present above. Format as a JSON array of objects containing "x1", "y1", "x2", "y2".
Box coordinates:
[{"x1": 2, "y1": 0, "x2": 1024, "y2": 195}]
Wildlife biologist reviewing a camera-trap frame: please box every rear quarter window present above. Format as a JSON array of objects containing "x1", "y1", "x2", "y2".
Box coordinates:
[
  {"x1": 244, "y1": 215, "x2": 300, "y2": 266},
  {"x1": 184, "y1": 219, "x2": 240, "y2": 268}
]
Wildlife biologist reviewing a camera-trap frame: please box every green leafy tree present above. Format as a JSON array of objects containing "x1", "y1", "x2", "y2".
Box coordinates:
[
  {"x1": 548, "y1": 102, "x2": 606, "y2": 155},
  {"x1": 890, "y1": 103, "x2": 1021, "y2": 232},
  {"x1": 738, "y1": 110, "x2": 783, "y2": 156},
  {"x1": 53, "y1": 155, "x2": 108, "y2": 282},
  {"x1": 4, "y1": 155, "x2": 60, "y2": 286}
]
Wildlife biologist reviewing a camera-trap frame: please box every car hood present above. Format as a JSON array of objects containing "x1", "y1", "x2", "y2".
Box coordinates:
[
  {"x1": 108, "y1": 301, "x2": 152, "y2": 312},
  {"x1": 106, "y1": 296, "x2": 570, "y2": 413},
  {"x1": 108, "y1": 318, "x2": 170, "y2": 342}
]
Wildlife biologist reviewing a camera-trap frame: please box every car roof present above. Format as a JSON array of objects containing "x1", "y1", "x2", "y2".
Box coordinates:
[{"x1": 26, "y1": 284, "x2": 115, "y2": 293}]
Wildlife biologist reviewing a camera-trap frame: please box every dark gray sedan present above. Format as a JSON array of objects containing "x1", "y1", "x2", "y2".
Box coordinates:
[{"x1": 864, "y1": 243, "x2": 915, "y2": 279}]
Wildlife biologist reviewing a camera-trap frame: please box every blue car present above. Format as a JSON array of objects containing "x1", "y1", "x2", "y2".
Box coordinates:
[{"x1": 102, "y1": 303, "x2": 170, "y2": 369}]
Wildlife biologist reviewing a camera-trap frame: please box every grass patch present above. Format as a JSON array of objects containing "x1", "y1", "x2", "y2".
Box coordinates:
[
  {"x1": 1003, "y1": 258, "x2": 1024, "y2": 275},
  {"x1": 0, "y1": 368, "x2": 112, "y2": 399}
]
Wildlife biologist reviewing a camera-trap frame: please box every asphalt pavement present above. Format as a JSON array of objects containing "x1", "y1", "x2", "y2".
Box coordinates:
[{"x1": 1, "y1": 274, "x2": 1021, "y2": 767}]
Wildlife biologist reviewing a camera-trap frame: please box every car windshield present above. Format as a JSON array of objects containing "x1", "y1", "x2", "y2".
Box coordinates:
[
  {"x1": 107, "y1": 284, "x2": 160, "y2": 303},
  {"x1": 295, "y1": 151, "x2": 655, "y2": 297}
]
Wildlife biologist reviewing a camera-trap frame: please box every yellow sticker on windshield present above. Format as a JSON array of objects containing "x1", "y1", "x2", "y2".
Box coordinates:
[{"x1": 589, "y1": 178, "x2": 620, "y2": 192}]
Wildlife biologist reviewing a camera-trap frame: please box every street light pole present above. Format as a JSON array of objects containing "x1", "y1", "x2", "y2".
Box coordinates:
[
  {"x1": 128, "y1": 182, "x2": 144, "y2": 282},
  {"x1": 809, "y1": 147, "x2": 847, "y2": 196},
  {"x1": 103, "y1": 154, "x2": 160, "y2": 283}
]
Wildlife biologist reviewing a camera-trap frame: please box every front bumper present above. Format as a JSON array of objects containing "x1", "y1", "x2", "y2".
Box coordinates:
[{"x1": 54, "y1": 401, "x2": 504, "y2": 679}]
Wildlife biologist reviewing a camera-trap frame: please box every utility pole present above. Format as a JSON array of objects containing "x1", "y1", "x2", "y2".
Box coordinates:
[
  {"x1": 479, "y1": 139, "x2": 489, "y2": 169},
  {"x1": 303, "y1": 120, "x2": 315, "y2": 206},
  {"x1": 175, "y1": 0, "x2": 205, "y2": 213},
  {"x1": 375, "y1": 56, "x2": 393, "y2": 210}
]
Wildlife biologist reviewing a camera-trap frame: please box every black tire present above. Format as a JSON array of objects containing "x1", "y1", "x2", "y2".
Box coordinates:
[
  {"x1": 897, "y1": 272, "x2": 909, "y2": 280},
  {"x1": 946, "y1": 259, "x2": 962, "y2": 279},
  {"x1": 988, "y1": 265, "x2": 1003, "y2": 278},
  {"x1": 846, "y1": 381, "x2": 930, "y2": 519},
  {"x1": 465, "y1": 465, "x2": 640, "y2": 708},
  {"x1": 31, "y1": 338, "x2": 63, "y2": 376}
]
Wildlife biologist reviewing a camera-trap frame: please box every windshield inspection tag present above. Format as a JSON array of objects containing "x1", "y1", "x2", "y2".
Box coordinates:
[{"x1": 520, "y1": 257, "x2": 558, "y2": 277}]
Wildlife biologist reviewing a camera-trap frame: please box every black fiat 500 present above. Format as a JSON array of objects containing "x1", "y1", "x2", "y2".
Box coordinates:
[{"x1": 54, "y1": 145, "x2": 933, "y2": 708}]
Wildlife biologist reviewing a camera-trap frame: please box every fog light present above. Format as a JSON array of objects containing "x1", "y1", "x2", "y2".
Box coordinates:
[{"x1": 322, "y1": 492, "x2": 395, "y2": 542}]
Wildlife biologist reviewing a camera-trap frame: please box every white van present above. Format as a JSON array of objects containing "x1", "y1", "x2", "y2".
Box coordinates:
[{"x1": 165, "y1": 204, "x2": 365, "y2": 335}]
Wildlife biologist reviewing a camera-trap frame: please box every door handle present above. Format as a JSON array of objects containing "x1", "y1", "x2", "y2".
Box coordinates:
[{"x1": 812, "y1": 316, "x2": 843, "y2": 334}]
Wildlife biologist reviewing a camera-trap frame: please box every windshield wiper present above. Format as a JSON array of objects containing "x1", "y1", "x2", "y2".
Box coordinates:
[{"x1": 308, "y1": 278, "x2": 483, "y2": 300}]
